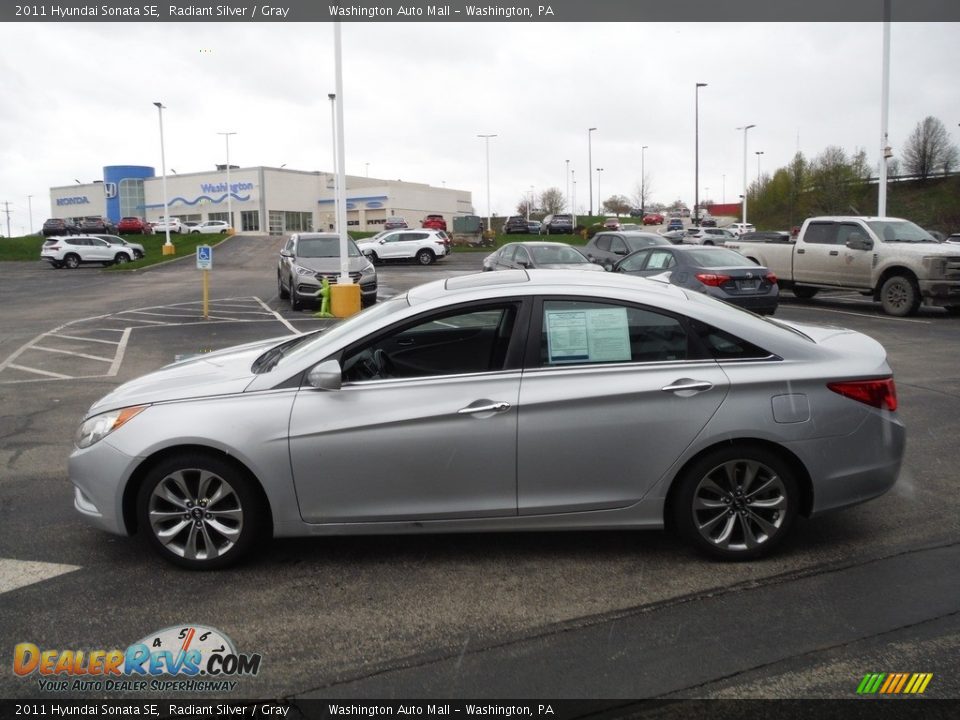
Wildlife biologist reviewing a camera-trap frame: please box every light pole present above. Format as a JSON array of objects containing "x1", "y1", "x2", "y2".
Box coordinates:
[
  {"x1": 694, "y1": 82, "x2": 708, "y2": 225},
  {"x1": 565, "y1": 159, "x2": 570, "y2": 213},
  {"x1": 587, "y1": 128, "x2": 597, "y2": 216},
  {"x1": 477, "y1": 134, "x2": 497, "y2": 231},
  {"x1": 755, "y1": 150, "x2": 765, "y2": 183},
  {"x1": 153, "y1": 102, "x2": 173, "y2": 254},
  {"x1": 27, "y1": 195, "x2": 33, "y2": 235},
  {"x1": 329, "y1": 93, "x2": 338, "y2": 232},
  {"x1": 737, "y1": 124, "x2": 756, "y2": 225},
  {"x1": 640, "y1": 145, "x2": 648, "y2": 216},
  {"x1": 217, "y1": 131, "x2": 236, "y2": 229},
  {"x1": 722, "y1": 174, "x2": 726, "y2": 203},
  {"x1": 878, "y1": 5, "x2": 891, "y2": 216},
  {"x1": 333, "y1": 21, "x2": 349, "y2": 284},
  {"x1": 526, "y1": 185, "x2": 534, "y2": 221},
  {"x1": 596, "y1": 168, "x2": 604, "y2": 215},
  {"x1": 365, "y1": 162, "x2": 369, "y2": 177}
]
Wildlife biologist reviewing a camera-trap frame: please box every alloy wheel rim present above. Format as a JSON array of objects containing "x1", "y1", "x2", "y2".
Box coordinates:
[
  {"x1": 886, "y1": 282, "x2": 907, "y2": 308},
  {"x1": 148, "y1": 469, "x2": 244, "y2": 560},
  {"x1": 692, "y1": 459, "x2": 787, "y2": 552}
]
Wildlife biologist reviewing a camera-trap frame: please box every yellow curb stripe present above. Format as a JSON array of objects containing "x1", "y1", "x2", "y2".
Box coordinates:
[
  {"x1": 903, "y1": 674, "x2": 919, "y2": 693},
  {"x1": 917, "y1": 674, "x2": 933, "y2": 694}
]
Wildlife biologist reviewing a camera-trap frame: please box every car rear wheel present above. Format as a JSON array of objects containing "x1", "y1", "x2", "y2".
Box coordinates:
[
  {"x1": 416, "y1": 249, "x2": 435, "y2": 265},
  {"x1": 64, "y1": 254, "x2": 81, "y2": 269},
  {"x1": 137, "y1": 452, "x2": 263, "y2": 570},
  {"x1": 792, "y1": 286, "x2": 819, "y2": 299},
  {"x1": 672, "y1": 445, "x2": 798, "y2": 560}
]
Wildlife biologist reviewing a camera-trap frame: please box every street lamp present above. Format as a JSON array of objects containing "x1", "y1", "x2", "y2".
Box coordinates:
[
  {"x1": 329, "y1": 93, "x2": 338, "y2": 232},
  {"x1": 695, "y1": 82, "x2": 708, "y2": 225},
  {"x1": 153, "y1": 101, "x2": 174, "y2": 254},
  {"x1": 640, "y1": 145, "x2": 648, "y2": 216},
  {"x1": 722, "y1": 174, "x2": 726, "y2": 203},
  {"x1": 477, "y1": 134, "x2": 497, "y2": 231},
  {"x1": 526, "y1": 185, "x2": 534, "y2": 221},
  {"x1": 217, "y1": 131, "x2": 236, "y2": 229},
  {"x1": 755, "y1": 150, "x2": 765, "y2": 182},
  {"x1": 596, "y1": 168, "x2": 604, "y2": 214},
  {"x1": 27, "y1": 195, "x2": 33, "y2": 235},
  {"x1": 565, "y1": 159, "x2": 570, "y2": 213},
  {"x1": 587, "y1": 128, "x2": 597, "y2": 216},
  {"x1": 737, "y1": 124, "x2": 756, "y2": 225}
]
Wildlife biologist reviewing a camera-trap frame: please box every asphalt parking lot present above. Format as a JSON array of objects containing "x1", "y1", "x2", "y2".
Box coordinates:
[{"x1": 0, "y1": 235, "x2": 958, "y2": 701}]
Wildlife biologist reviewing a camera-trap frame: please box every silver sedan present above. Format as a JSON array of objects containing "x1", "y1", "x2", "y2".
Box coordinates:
[{"x1": 70, "y1": 270, "x2": 905, "y2": 569}]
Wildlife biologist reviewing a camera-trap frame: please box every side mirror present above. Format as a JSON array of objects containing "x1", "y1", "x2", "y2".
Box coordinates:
[
  {"x1": 846, "y1": 237, "x2": 873, "y2": 251},
  {"x1": 280, "y1": 249, "x2": 293, "y2": 258},
  {"x1": 306, "y1": 359, "x2": 342, "y2": 391}
]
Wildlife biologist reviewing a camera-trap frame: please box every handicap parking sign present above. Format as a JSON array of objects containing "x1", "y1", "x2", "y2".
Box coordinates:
[{"x1": 196, "y1": 245, "x2": 213, "y2": 269}]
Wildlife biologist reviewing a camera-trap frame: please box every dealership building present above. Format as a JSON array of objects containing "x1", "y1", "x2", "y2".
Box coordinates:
[{"x1": 49, "y1": 165, "x2": 474, "y2": 234}]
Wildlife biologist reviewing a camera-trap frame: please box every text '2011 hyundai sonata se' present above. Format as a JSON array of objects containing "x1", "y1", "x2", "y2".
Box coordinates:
[{"x1": 70, "y1": 270, "x2": 905, "y2": 569}]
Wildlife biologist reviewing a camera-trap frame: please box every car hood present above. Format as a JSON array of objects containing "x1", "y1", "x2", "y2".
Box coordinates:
[
  {"x1": 291, "y1": 256, "x2": 368, "y2": 272},
  {"x1": 85, "y1": 335, "x2": 291, "y2": 416}
]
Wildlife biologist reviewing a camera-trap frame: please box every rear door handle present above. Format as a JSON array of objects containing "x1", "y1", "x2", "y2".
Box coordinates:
[
  {"x1": 829, "y1": 250, "x2": 839, "y2": 256},
  {"x1": 797, "y1": 249, "x2": 805, "y2": 254},
  {"x1": 661, "y1": 381, "x2": 713, "y2": 393},
  {"x1": 458, "y1": 401, "x2": 511, "y2": 415}
]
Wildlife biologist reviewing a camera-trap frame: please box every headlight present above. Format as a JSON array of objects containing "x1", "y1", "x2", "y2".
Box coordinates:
[
  {"x1": 294, "y1": 264, "x2": 315, "y2": 276},
  {"x1": 360, "y1": 264, "x2": 375, "y2": 276},
  {"x1": 75, "y1": 406, "x2": 147, "y2": 449}
]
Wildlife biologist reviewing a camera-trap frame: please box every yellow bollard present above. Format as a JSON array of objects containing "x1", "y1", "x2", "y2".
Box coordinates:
[
  {"x1": 330, "y1": 283, "x2": 362, "y2": 318},
  {"x1": 162, "y1": 244, "x2": 176, "y2": 256}
]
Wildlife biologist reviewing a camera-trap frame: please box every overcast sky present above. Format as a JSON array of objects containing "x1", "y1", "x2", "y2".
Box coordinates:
[{"x1": 1, "y1": 20, "x2": 958, "y2": 233}]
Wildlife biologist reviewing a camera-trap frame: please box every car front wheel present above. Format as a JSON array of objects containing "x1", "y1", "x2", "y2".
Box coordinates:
[
  {"x1": 672, "y1": 445, "x2": 798, "y2": 560},
  {"x1": 114, "y1": 253, "x2": 129, "y2": 265},
  {"x1": 880, "y1": 274, "x2": 920, "y2": 317},
  {"x1": 137, "y1": 452, "x2": 263, "y2": 570}
]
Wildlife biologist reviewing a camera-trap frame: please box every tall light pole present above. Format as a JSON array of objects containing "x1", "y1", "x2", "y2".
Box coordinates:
[
  {"x1": 755, "y1": 150, "x2": 765, "y2": 182},
  {"x1": 737, "y1": 124, "x2": 756, "y2": 225},
  {"x1": 587, "y1": 127, "x2": 597, "y2": 216},
  {"x1": 217, "y1": 131, "x2": 236, "y2": 229},
  {"x1": 27, "y1": 195, "x2": 33, "y2": 235},
  {"x1": 722, "y1": 174, "x2": 726, "y2": 203},
  {"x1": 329, "y1": 93, "x2": 338, "y2": 232},
  {"x1": 878, "y1": 4, "x2": 891, "y2": 217},
  {"x1": 477, "y1": 134, "x2": 497, "y2": 231},
  {"x1": 694, "y1": 82, "x2": 708, "y2": 225},
  {"x1": 333, "y1": 22, "x2": 349, "y2": 283},
  {"x1": 565, "y1": 159, "x2": 570, "y2": 213},
  {"x1": 365, "y1": 162, "x2": 369, "y2": 177},
  {"x1": 526, "y1": 185, "x2": 534, "y2": 221},
  {"x1": 153, "y1": 102, "x2": 173, "y2": 254},
  {"x1": 640, "y1": 145, "x2": 648, "y2": 216},
  {"x1": 596, "y1": 168, "x2": 604, "y2": 214}
]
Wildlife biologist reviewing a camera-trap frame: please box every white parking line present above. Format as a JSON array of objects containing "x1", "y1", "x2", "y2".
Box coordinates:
[
  {"x1": 0, "y1": 558, "x2": 81, "y2": 595},
  {"x1": 6, "y1": 364, "x2": 71, "y2": 379},
  {"x1": 50, "y1": 334, "x2": 121, "y2": 346},
  {"x1": 32, "y1": 345, "x2": 115, "y2": 363},
  {"x1": 785, "y1": 305, "x2": 931, "y2": 324},
  {"x1": 254, "y1": 297, "x2": 299, "y2": 334}
]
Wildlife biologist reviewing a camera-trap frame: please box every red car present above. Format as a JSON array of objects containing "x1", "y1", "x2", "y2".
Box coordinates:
[
  {"x1": 643, "y1": 213, "x2": 664, "y2": 225},
  {"x1": 117, "y1": 217, "x2": 152, "y2": 234},
  {"x1": 421, "y1": 214, "x2": 447, "y2": 231}
]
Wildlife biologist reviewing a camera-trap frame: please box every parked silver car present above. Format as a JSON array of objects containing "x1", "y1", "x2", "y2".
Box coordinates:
[
  {"x1": 70, "y1": 271, "x2": 904, "y2": 569},
  {"x1": 277, "y1": 232, "x2": 378, "y2": 310}
]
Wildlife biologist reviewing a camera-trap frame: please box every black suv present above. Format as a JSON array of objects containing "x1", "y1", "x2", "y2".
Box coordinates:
[
  {"x1": 78, "y1": 216, "x2": 116, "y2": 234},
  {"x1": 540, "y1": 214, "x2": 574, "y2": 235},
  {"x1": 42, "y1": 218, "x2": 80, "y2": 237},
  {"x1": 502, "y1": 216, "x2": 530, "y2": 234}
]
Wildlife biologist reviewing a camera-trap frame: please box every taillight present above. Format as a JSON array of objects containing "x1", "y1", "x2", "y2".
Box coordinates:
[
  {"x1": 766, "y1": 272, "x2": 778, "y2": 284},
  {"x1": 695, "y1": 273, "x2": 732, "y2": 287},
  {"x1": 827, "y1": 378, "x2": 897, "y2": 411}
]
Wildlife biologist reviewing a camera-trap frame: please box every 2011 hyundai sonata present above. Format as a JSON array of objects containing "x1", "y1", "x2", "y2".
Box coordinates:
[{"x1": 70, "y1": 270, "x2": 905, "y2": 569}]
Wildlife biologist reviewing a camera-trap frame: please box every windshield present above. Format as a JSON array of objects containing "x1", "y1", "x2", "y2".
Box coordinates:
[
  {"x1": 531, "y1": 245, "x2": 587, "y2": 264},
  {"x1": 866, "y1": 220, "x2": 937, "y2": 243},
  {"x1": 297, "y1": 237, "x2": 360, "y2": 258},
  {"x1": 262, "y1": 296, "x2": 411, "y2": 373}
]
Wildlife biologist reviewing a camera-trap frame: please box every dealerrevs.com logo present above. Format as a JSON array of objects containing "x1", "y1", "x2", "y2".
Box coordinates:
[{"x1": 14, "y1": 625, "x2": 262, "y2": 693}]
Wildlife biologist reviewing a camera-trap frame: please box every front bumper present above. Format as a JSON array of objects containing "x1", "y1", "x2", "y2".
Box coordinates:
[
  {"x1": 69, "y1": 439, "x2": 139, "y2": 536},
  {"x1": 919, "y1": 278, "x2": 960, "y2": 307}
]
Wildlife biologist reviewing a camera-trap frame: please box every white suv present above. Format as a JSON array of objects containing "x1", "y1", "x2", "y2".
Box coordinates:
[
  {"x1": 153, "y1": 217, "x2": 185, "y2": 234},
  {"x1": 356, "y1": 229, "x2": 450, "y2": 265},
  {"x1": 41, "y1": 235, "x2": 136, "y2": 268},
  {"x1": 727, "y1": 222, "x2": 756, "y2": 237},
  {"x1": 190, "y1": 220, "x2": 232, "y2": 234},
  {"x1": 682, "y1": 228, "x2": 738, "y2": 246}
]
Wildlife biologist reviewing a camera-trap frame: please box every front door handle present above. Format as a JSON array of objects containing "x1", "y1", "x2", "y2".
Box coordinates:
[
  {"x1": 458, "y1": 401, "x2": 511, "y2": 415},
  {"x1": 829, "y1": 250, "x2": 839, "y2": 256},
  {"x1": 661, "y1": 381, "x2": 713, "y2": 393}
]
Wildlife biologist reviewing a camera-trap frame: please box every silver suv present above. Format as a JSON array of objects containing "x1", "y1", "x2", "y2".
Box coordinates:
[
  {"x1": 277, "y1": 233, "x2": 378, "y2": 310},
  {"x1": 355, "y1": 229, "x2": 450, "y2": 265},
  {"x1": 41, "y1": 235, "x2": 137, "y2": 268}
]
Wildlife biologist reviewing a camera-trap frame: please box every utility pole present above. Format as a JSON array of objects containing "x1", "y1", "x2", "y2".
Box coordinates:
[{"x1": 2, "y1": 201, "x2": 11, "y2": 238}]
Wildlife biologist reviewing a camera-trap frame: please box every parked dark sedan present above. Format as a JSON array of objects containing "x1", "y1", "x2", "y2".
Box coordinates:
[
  {"x1": 79, "y1": 216, "x2": 117, "y2": 234},
  {"x1": 613, "y1": 245, "x2": 779, "y2": 314},
  {"x1": 502, "y1": 216, "x2": 531, "y2": 234},
  {"x1": 482, "y1": 242, "x2": 604, "y2": 272},
  {"x1": 582, "y1": 231, "x2": 672, "y2": 270},
  {"x1": 42, "y1": 218, "x2": 80, "y2": 237}
]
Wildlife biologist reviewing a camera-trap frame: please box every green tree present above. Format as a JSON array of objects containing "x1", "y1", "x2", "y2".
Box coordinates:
[
  {"x1": 539, "y1": 187, "x2": 566, "y2": 215},
  {"x1": 602, "y1": 195, "x2": 631, "y2": 216},
  {"x1": 902, "y1": 116, "x2": 960, "y2": 180}
]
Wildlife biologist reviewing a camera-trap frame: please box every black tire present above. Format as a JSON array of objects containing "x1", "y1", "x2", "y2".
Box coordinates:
[
  {"x1": 367, "y1": 251, "x2": 380, "y2": 265},
  {"x1": 137, "y1": 452, "x2": 264, "y2": 570},
  {"x1": 277, "y1": 273, "x2": 289, "y2": 300},
  {"x1": 671, "y1": 444, "x2": 799, "y2": 561},
  {"x1": 114, "y1": 253, "x2": 129, "y2": 265},
  {"x1": 290, "y1": 284, "x2": 303, "y2": 310},
  {"x1": 792, "y1": 286, "x2": 819, "y2": 299},
  {"x1": 943, "y1": 306, "x2": 960, "y2": 316},
  {"x1": 64, "y1": 253, "x2": 81, "y2": 269},
  {"x1": 703, "y1": 240, "x2": 714, "y2": 246},
  {"x1": 134, "y1": 251, "x2": 143, "y2": 259},
  {"x1": 880, "y1": 274, "x2": 920, "y2": 317},
  {"x1": 416, "y1": 249, "x2": 435, "y2": 266}
]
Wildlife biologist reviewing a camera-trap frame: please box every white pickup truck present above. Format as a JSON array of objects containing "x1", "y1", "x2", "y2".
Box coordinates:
[{"x1": 725, "y1": 216, "x2": 960, "y2": 316}]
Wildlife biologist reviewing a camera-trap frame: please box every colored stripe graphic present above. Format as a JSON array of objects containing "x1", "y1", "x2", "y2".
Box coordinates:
[{"x1": 858, "y1": 673, "x2": 933, "y2": 694}]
